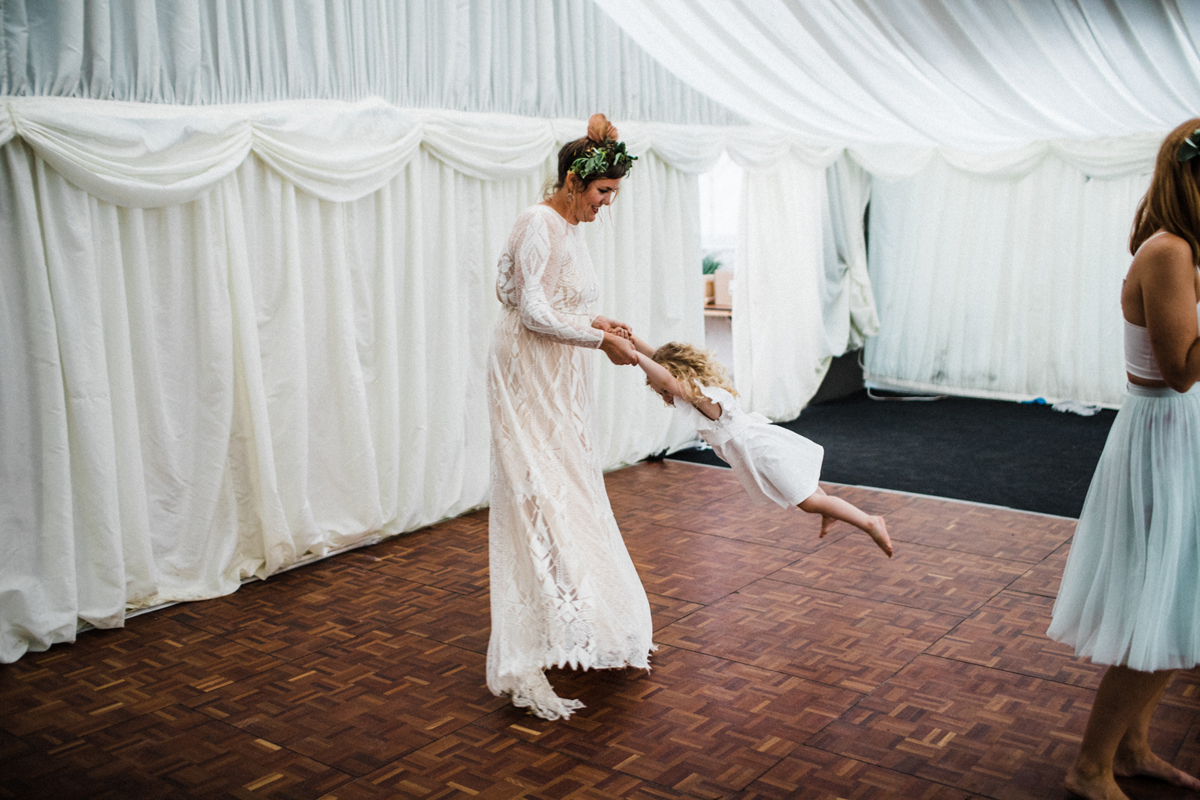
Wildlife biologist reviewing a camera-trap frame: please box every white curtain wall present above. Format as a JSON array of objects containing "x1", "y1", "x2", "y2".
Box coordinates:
[
  {"x1": 0, "y1": 98, "x2": 715, "y2": 663},
  {"x1": 731, "y1": 149, "x2": 880, "y2": 421},
  {"x1": 858, "y1": 138, "x2": 1158, "y2": 407}
]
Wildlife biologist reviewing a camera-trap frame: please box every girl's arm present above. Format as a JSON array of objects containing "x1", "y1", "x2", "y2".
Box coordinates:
[
  {"x1": 591, "y1": 315, "x2": 632, "y2": 337},
  {"x1": 635, "y1": 353, "x2": 722, "y2": 420},
  {"x1": 628, "y1": 333, "x2": 656, "y2": 358},
  {"x1": 634, "y1": 351, "x2": 680, "y2": 394}
]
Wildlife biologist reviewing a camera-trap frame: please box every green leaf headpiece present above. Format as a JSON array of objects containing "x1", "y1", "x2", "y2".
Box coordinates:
[{"x1": 570, "y1": 140, "x2": 637, "y2": 183}]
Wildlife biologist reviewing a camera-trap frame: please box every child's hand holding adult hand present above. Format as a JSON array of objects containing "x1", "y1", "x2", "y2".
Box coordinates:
[
  {"x1": 593, "y1": 315, "x2": 633, "y2": 339},
  {"x1": 600, "y1": 331, "x2": 638, "y2": 366}
]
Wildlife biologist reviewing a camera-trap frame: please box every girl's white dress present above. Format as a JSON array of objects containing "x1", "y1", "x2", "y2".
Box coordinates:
[
  {"x1": 674, "y1": 385, "x2": 824, "y2": 507},
  {"x1": 1048, "y1": 382, "x2": 1200, "y2": 671},
  {"x1": 485, "y1": 204, "x2": 654, "y2": 720}
]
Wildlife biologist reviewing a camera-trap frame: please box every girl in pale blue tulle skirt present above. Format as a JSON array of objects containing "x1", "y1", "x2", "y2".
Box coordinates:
[{"x1": 1046, "y1": 118, "x2": 1200, "y2": 800}]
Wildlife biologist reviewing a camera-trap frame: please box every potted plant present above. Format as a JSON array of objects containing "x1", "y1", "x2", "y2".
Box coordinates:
[{"x1": 702, "y1": 254, "x2": 721, "y2": 306}]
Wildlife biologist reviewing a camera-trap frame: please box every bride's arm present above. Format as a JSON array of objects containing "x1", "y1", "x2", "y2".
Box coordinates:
[{"x1": 504, "y1": 213, "x2": 604, "y2": 348}]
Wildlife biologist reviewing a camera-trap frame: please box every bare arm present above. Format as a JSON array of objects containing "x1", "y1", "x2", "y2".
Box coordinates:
[
  {"x1": 1130, "y1": 234, "x2": 1200, "y2": 392},
  {"x1": 628, "y1": 333, "x2": 656, "y2": 358},
  {"x1": 634, "y1": 353, "x2": 722, "y2": 420},
  {"x1": 600, "y1": 332, "x2": 638, "y2": 365},
  {"x1": 635, "y1": 351, "x2": 681, "y2": 394},
  {"x1": 593, "y1": 317, "x2": 639, "y2": 363}
]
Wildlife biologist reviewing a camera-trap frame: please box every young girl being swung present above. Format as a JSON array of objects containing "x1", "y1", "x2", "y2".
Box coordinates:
[{"x1": 630, "y1": 337, "x2": 893, "y2": 557}]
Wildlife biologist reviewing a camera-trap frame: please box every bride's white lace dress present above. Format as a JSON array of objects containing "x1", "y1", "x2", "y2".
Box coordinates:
[{"x1": 486, "y1": 204, "x2": 654, "y2": 720}]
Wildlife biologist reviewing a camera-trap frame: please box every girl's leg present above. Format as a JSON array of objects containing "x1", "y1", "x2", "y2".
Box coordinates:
[
  {"x1": 798, "y1": 487, "x2": 892, "y2": 557},
  {"x1": 1066, "y1": 665, "x2": 1198, "y2": 800}
]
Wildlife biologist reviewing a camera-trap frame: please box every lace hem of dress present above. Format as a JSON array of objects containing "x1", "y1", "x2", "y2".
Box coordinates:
[
  {"x1": 494, "y1": 646, "x2": 656, "y2": 721},
  {"x1": 501, "y1": 669, "x2": 587, "y2": 720}
]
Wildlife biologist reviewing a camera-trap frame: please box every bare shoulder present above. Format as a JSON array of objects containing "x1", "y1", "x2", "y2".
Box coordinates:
[
  {"x1": 1135, "y1": 231, "x2": 1195, "y2": 269},
  {"x1": 1131, "y1": 232, "x2": 1196, "y2": 290}
]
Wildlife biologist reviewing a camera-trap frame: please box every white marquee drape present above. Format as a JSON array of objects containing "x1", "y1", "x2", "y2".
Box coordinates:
[
  {"x1": 594, "y1": 0, "x2": 1198, "y2": 405},
  {"x1": 0, "y1": 0, "x2": 741, "y2": 126},
  {"x1": 0, "y1": 97, "x2": 730, "y2": 662},
  {"x1": 593, "y1": 0, "x2": 1200, "y2": 150},
  {"x1": 858, "y1": 141, "x2": 1156, "y2": 407},
  {"x1": 727, "y1": 142, "x2": 880, "y2": 420}
]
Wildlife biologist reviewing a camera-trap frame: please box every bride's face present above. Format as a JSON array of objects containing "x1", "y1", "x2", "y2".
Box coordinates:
[{"x1": 573, "y1": 177, "x2": 621, "y2": 223}]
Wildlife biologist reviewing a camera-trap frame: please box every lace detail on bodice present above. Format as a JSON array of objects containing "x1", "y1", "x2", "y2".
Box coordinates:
[{"x1": 496, "y1": 205, "x2": 603, "y2": 348}]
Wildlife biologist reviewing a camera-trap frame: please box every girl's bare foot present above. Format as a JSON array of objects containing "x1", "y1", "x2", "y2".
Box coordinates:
[
  {"x1": 1114, "y1": 746, "x2": 1200, "y2": 789},
  {"x1": 866, "y1": 516, "x2": 893, "y2": 557},
  {"x1": 819, "y1": 514, "x2": 835, "y2": 539}
]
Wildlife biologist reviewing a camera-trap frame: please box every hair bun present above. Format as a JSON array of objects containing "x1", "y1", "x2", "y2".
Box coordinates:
[{"x1": 587, "y1": 113, "x2": 618, "y2": 143}]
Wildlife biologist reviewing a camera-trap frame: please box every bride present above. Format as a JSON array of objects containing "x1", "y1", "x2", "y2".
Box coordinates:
[{"x1": 485, "y1": 114, "x2": 654, "y2": 720}]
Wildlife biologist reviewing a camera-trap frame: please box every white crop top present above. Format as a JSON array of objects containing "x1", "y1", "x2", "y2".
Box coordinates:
[
  {"x1": 1124, "y1": 306, "x2": 1200, "y2": 380},
  {"x1": 1124, "y1": 319, "x2": 1162, "y2": 380}
]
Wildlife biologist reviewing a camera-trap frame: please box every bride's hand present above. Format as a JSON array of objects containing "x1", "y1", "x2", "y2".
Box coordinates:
[{"x1": 600, "y1": 331, "x2": 638, "y2": 366}]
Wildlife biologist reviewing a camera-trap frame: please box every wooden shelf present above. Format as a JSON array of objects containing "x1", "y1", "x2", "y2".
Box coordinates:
[{"x1": 704, "y1": 304, "x2": 732, "y2": 318}]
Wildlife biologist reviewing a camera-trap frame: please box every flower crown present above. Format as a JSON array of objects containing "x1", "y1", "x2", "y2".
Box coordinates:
[
  {"x1": 570, "y1": 139, "x2": 637, "y2": 183},
  {"x1": 1179, "y1": 128, "x2": 1200, "y2": 162},
  {"x1": 570, "y1": 115, "x2": 636, "y2": 183}
]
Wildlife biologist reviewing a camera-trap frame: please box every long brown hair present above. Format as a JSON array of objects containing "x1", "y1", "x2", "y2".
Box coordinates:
[
  {"x1": 650, "y1": 342, "x2": 736, "y2": 405},
  {"x1": 1130, "y1": 118, "x2": 1200, "y2": 264}
]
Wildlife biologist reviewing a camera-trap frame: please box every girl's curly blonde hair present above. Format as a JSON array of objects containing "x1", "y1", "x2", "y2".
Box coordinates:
[{"x1": 650, "y1": 341, "x2": 737, "y2": 405}]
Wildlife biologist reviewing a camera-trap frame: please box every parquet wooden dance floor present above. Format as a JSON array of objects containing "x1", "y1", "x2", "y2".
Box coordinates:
[{"x1": 4, "y1": 460, "x2": 1200, "y2": 799}]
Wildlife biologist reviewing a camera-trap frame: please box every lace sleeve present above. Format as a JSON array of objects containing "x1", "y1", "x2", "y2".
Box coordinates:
[{"x1": 506, "y1": 211, "x2": 603, "y2": 348}]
